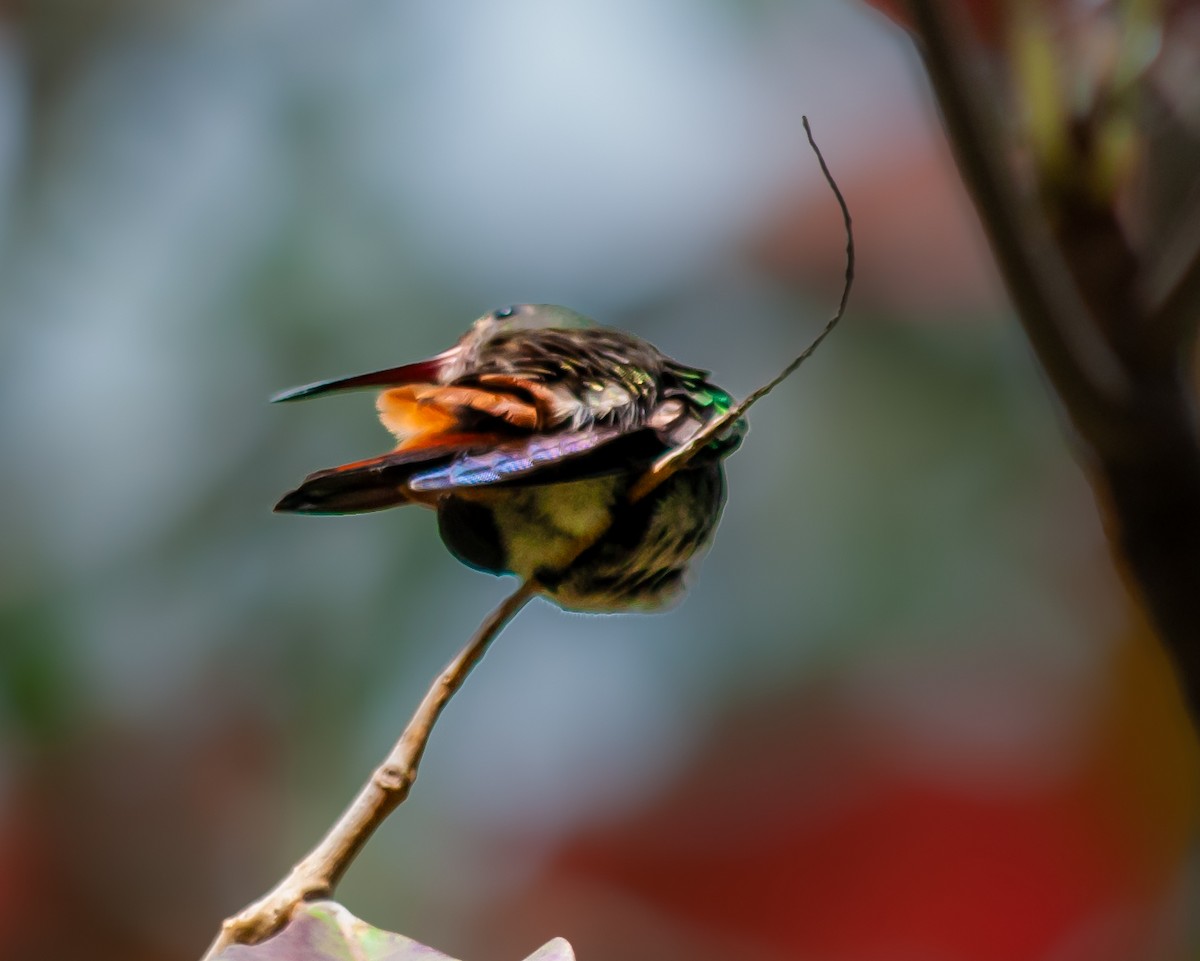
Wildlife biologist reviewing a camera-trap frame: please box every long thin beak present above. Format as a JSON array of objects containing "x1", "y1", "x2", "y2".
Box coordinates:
[{"x1": 271, "y1": 350, "x2": 456, "y2": 403}]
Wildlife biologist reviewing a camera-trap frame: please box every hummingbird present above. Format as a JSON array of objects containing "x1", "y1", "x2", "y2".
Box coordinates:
[{"x1": 273, "y1": 305, "x2": 745, "y2": 612}]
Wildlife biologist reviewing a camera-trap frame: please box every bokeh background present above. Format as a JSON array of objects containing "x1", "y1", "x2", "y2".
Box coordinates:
[{"x1": 1, "y1": 2, "x2": 1198, "y2": 960}]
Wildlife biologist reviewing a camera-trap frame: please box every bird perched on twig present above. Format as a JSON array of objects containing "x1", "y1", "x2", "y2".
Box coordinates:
[{"x1": 274, "y1": 304, "x2": 745, "y2": 612}]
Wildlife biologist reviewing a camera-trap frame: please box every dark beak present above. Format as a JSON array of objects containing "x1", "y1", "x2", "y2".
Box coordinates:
[{"x1": 271, "y1": 351, "x2": 454, "y2": 403}]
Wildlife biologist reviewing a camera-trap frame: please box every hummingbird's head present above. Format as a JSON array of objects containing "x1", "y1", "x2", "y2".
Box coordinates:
[
  {"x1": 441, "y1": 304, "x2": 596, "y2": 376},
  {"x1": 471, "y1": 304, "x2": 594, "y2": 339}
]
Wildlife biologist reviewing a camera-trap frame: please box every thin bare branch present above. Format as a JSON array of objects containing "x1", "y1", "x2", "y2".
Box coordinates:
[{"x1": 201, "y1": 580, "x2": 538, "y2": 959}]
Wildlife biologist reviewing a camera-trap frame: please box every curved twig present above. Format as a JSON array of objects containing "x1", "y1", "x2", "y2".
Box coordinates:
[{"x1": 632, "y1": 116, "x2": 853, "y2": 500}]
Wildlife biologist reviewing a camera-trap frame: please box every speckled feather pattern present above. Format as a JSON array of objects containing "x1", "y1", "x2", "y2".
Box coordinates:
[{"x1": 446, "y1": 325, "x2": 714, "y2": 433}]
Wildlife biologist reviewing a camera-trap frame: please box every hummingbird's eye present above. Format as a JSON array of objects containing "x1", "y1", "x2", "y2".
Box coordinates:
[{"x1": 494, "y1": 306, "x2": 517, "y2": 319}]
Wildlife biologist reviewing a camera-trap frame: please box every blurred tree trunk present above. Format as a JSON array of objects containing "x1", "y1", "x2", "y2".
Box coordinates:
[{"x1": 870, "y1": 1, "x2": 1200, "y2": 720}]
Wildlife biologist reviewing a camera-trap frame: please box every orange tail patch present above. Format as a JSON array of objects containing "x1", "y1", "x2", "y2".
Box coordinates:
[{"x1": 377, "y1": 385, "x2": 539, "y2": 450}]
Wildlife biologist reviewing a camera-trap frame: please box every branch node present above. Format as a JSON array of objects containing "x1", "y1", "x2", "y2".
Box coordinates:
[{"x1": 372, "y1": 764, "x2": 412, "y2": 794}]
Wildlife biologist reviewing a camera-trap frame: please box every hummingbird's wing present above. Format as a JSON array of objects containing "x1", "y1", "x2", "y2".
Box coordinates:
[
  {"x1": 273, "y1": 426, "x2": 668, "y2": 515},
  {"x1": 405, "y1": 427, "x2": 668, "y2": 492},
  {"x1": 273, "y1": 435, "x2": 494, "y2": 514}
]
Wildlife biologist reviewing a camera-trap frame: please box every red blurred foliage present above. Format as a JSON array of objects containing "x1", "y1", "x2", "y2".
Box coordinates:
[
  {"x1": 488, "y1": 623, "x2": 1198, "y2": 961},
  {"x1": 0, "y1": 703, "x2": 281, "y2": 961}
]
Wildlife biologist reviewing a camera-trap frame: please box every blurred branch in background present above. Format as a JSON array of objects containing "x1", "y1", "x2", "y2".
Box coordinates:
[{"x1": 873, "y1": 0, "x2": 1200, "y2": 721}]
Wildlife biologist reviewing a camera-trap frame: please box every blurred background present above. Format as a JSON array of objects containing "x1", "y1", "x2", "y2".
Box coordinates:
[{"x1": 1, "y1": 2, "x2": 1197, "y2": 960}]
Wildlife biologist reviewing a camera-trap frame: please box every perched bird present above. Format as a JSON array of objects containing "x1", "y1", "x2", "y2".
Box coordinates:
[{"x1": 274, "y1": 305, "x2": 745, "y2": 612}]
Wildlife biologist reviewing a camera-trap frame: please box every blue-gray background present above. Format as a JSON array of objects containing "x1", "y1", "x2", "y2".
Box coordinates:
[{"x1": 0, "y1": 4, "x2": 1195, "y2": 961}]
